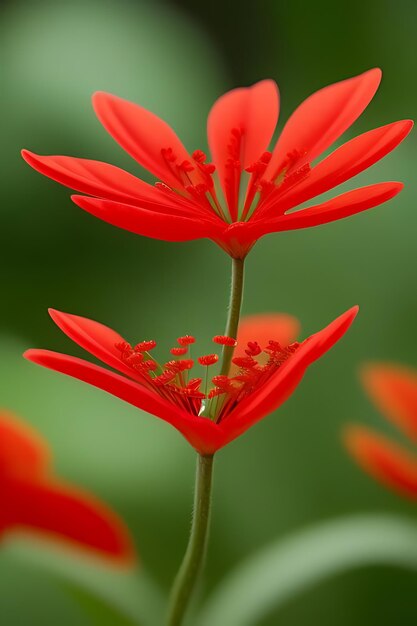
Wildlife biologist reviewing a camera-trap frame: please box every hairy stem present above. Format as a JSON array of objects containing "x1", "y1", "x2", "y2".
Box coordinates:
[
  {"x1": 220, "y1": 257, "x2": 245, "y2": 376},
  {"x1": 166, "y1": 454, "x2": 214, "y2": 626},
  {"x1": 166, "y1": 257, "x2": 245, "y2": 625}
]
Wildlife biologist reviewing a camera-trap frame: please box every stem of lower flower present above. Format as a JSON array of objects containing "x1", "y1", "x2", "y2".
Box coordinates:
[
  {"x1": 166, "y1": 454, "x2": 214, "y2": 626},
  {"x1": 220, "y1": 257, "x2": 245, "y2": 376},
  {"x1": 166, "y1": 257, "x2": 245, "y2": 625}
]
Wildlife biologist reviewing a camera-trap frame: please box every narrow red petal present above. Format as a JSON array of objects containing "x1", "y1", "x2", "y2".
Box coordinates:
[
  {"x1": 361, "y1": 363, "x2": 417, "y2": 441},
  {"x1": 261, "y1": 182, "x2": 403, "y2": 234},
  {"x1": 24, "y1": 350, "x2": 223, "y2": 454},
  {"x1": 48, "y1": 309, "x2": 146, "y2": 383},
  {"x1": 265, "y1": 68, "x2": 382, "y2": 180},
  {"x1": 264, "y1": 119, "x2": 413, "y2": 216},
  {"x1": 344, "y1": 425, "x2": 417, "y2": 500},
  {"x1": 221, "y1": 307, "x2": 358, "y2": 445},
  {"x1": 92, "y1": 92, "x2": 201, "y2": 190},
  {"x1": 72, "y1": 195, "x2": 222, "y2": 242},
  {"x1": 0, "y1": 411, "x2": 49, "y2": 478},
  {"x1": 208, "y1": 80, "x2": 279, "y2": 213},
  {"x1": 2, "y1": 477, "x2": 134, "y2": 562}
]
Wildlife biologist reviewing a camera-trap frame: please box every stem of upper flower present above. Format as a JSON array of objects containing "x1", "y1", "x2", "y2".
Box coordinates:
[
  {"x1": 220, "y1": 257, "x2": 245, "y2": 376},
  {"x1": 166, "y1": 453, "x2": 214, "y2": 626}
]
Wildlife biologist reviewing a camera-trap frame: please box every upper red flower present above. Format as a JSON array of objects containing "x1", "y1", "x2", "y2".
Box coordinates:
[
  {"x1": 24, "y1": 307, "x2": 357, "y2": 455},
  {"x1": 22, "y1": 69, "x2": 412, "y2": 258},
  {"x1": 345, "y1": 363, "x2": 417, "y2": 500},
  {"x1": 0, "y1": 410, "x2": 134, "y2": 563}
]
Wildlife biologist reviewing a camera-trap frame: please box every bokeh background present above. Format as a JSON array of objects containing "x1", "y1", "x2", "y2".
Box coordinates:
[{"x1": 1, "y1": 0, "x2": 416, "y2": 623}]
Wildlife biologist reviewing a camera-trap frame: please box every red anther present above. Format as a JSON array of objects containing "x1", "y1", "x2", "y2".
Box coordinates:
[
  {"x1": 170, "y1": 347, "x2": 188, "y2": 356},
  {"x1": 115, "y1": 341, "x2": 132, "y2": 353},
  {"x1": 208, "y1": 388, "x2": 225, "y2": 398},
  {"x1": 202, "y1": 163, "x2": 216, "y2": 174},
  {"x1": 142, "y1": 360, "x2": 158, "y2": 371},
  {"x1": 161, "y1": 147, "x2": 176, "y2": 162},
  {"x1": 198, "y1": 354, "x2": 219, "y2": 366},
  {"x1": 187, "y1": 378, "x2": 202, "y2": 391},
  {"x1": 211, "y1": 375, "x2": 233, "y2": 389},
  {"x1": 153, "y1": 371, "x2": 176, "y2": 386},
  {"x1": 192, "y1": 150, "x2": 207, "y2": 163},
  {"x1": 177, "y1": 335, "x2": 196, "y2": 346},
  {"x1": 264, "y1": 340, "x2": 283, "y2": 353},
  {"x1": 232, "y1": 356, "x2": 257, "y2": 369},
  {"x1": 172, "y1": 384, "x2": 206, "y2": 399},
  {"x1": 179, "y1": 160, "x2": 194, "y2": 172},
  {"x1": 134, "y1": 340, "x2": 157, "y2": 352},
  {"x1": 126, "y1": 352, "x2": 144, "y2": 366},
  {"x1": 186, "y1": 183, "x2": 209, "y2": 196},
  {"x1": 164, "y1": 359, "x2": 194, "y2": 372},
  {"x1": 212, "y1": 335, "x2": 237, "y2": 347},
  {"x1": 245, "y1": 341, "x2": 262, "y2": 356},
  {"x1": 260, "y1": 151, "x2": 272, "y2": 164}
]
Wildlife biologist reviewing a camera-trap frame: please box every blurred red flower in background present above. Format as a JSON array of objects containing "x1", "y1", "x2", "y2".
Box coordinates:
[
  {"x1": 345, "y1": 363, "x2": 417, "y2": 500},
  {"x1": 0, "y1": 410, "x2": 134, "y2": 563},
  {"x1": 24, "y1": 307, "x2": 357, "y2": 455},
  {"x1": 22, "y1": 69, "x2": 412, "y2": 258}
]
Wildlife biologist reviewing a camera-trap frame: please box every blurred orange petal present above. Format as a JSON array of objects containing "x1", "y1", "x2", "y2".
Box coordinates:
[
  {"x1": 361, "y1": 363, "x2": 417, "y2": 441},
  {"x1": 344, "y1": 425, "x2": 417, "y2": 500},
  {"x1": 0, "y1": 411, "x2": 135, "y2": 564}
]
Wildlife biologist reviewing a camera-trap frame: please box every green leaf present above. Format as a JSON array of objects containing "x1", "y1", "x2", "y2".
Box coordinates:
[
  {"x1": 198, "y1": 514, "x2": 417, "y2": 626},
  {"x1": 2, "y1": 538, "x2": 163, "y2": 626},
  {"x1": 64, "y1": 581, "x2": 142, "y2": 626}
]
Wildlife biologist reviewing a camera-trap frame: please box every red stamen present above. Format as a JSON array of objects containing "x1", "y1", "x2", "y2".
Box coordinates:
[
  {"x1": 232, "y1": 356, "x2": 257, "y2": 369},
  {"x1": 198, "y1": 354, "x2": 219, "y2": 366},
  {"x1": 164, "y1": 359, "x2": 194, "y2": 372},
  {"x1": 245, "y1": 341, "x2": 262, "y2": 356},
  {"x1": 212, "y1": 335, "x2": 237, "y2": 347},
  {"x1": 177, "y1": 335, "x2": 196, "y2": 346},
  {"x1": 170, "y1": 347, "x2": 188, "y2": 356},
  {"x1": 134, "y1": 340, "x2": 157, "y2": 352}
]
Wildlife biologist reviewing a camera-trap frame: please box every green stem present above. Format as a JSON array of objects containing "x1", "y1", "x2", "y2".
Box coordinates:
[
  {"x1": 220, "y1": 257, "x2": 245, "y2": 376},
  {"x1": 166, "y1": 454, "x2": 214, "y2": 626},
  {"x1": 166, "y1": 257, "x2": 245, "y2": 625}
]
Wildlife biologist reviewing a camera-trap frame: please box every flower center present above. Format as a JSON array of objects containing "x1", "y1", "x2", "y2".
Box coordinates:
[
  {"x1": 115, "y1": 333, "x2": 300, "y2": 423},
  {"x1": 157, "y1": 138, "x2": 311, "y2": 225}
]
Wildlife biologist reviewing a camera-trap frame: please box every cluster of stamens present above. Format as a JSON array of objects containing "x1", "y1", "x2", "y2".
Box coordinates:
[
  {"x1": 115, "y1": 333, "x2": 300, "y2": 422},
  {"x1": 157, "y1": 131, "x2": 311, "y2": 226}
]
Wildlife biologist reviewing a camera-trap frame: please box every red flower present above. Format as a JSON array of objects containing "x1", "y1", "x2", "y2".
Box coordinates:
[
  {"x1": 24, "y1": 307, "x2": 357, "y2": 455},
  {"x1": 22, "y1": 69, "x2": 411, "y2": 258},
  {"x1": 345, "y1": 363, "x2": 417, "y2": 500},
  {"x1": 0, "y1": 410, "x2": 134, "y2": 563}
]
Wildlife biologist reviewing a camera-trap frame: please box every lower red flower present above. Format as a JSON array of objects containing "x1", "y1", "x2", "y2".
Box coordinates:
[
  {"x1": 0, "y1": 410, "x2": 134, "y2": 563},
  {"x1": 345, "y1": 363, "x2": 417, "y2": 499},
  {"x1": 24, "y1": 307, "x2": 357, "y2": 455}
]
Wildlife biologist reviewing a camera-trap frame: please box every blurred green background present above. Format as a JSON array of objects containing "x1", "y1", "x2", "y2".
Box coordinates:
[{"x1": 1, "y1": 0, "x2": 417, "y2": 623}]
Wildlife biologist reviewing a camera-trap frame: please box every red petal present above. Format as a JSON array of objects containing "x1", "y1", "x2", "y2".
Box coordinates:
[
  {"x1": 237, "y1": 313, "x2": 299, "y2": 348},
  {"x1": 48, "y1": 309, "x2": 147, "y2": 384},
  {"x1": 72, "y1": 195, "x2": 222, "y2": 242},
  {"x1": 92, "y1": 92, "x2": 200, "y2": 190},
  {"x1": 344, "y1": 425, "x2": 417, "y2": 500},
  {"x1": 260, "y1": 182, "x2": 403, "y2": 234},
  {"x1": 22, "y1": 150, "x2": 172, "y2": 206},
  {"x1": 265, "y1": 68, "x2": 382, "y2": 180},
  {"x1": 24, "y1": 350, "x2": 224, "y2": 455},
  {"x1": 361, "y1": 363, "x2": 417, "y2": 441},
  {"x1": 221, "y1": 307, "x2": 358, "y2": 445},
  {"x1": 2, "y1": 477, "x2": 134, "y2": 562},
  {"x1": 265, "y1": 119, "x2": 413, "y2": 215},
  {"x1": 0, "y1": 411, "x2": 49, "y2": 478},
  {"x1": 208, "y1": 80, "x2": 279, "y2": 212}
]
